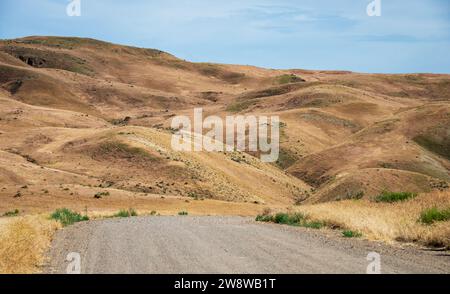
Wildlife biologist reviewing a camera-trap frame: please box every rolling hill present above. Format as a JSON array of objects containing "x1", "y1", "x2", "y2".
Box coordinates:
[{"x1": 0, "y1": 36, "x2": 449, "y2": 215}]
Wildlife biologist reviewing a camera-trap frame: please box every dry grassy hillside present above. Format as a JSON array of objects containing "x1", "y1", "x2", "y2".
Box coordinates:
[
  {"x1": 0, "y1": 36, "x2": 449, "y2": 216},
  {"x1": 0, "y1": 37, "x2": 449, "y2": 274}
]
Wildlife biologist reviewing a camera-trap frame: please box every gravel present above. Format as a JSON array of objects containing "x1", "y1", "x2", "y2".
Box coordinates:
[{"x1": 44, "y1": 216, "x2": 450, "y2": 274}]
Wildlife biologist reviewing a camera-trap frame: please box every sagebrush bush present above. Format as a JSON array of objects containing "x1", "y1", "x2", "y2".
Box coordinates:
[
  {"x1": 375, "y1": 191, "x2": 417, "y2": 203},
  {"x1": 94, "y1": 191, "x2": 110, "y2": 199},
  {"x1": 342, "y1": 230, "x2": 363, "y2": 238},
  {"x1": 114, "y1": 209, "x2": 138, "y2": 218},
  {"x1": 2, "y1": 209, "x2": 19, "y2": 217},
  {"x1": 50, "y1": 208, "x2": 89, "y2": 227},
  {"x1": 256, "y1": 212, "x2": 323, "y2": 229},
  {"x1": 255, "y1": 214, "x2": 273, "y2": 222},
  {"x1": 420, "y1": 207, "x2": 450, "y2": 225}
]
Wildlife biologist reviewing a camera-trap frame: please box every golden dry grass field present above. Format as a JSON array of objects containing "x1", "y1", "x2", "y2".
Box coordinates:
[{"x1": 295, "y1": 191, "x2": 450, "y2": 248}]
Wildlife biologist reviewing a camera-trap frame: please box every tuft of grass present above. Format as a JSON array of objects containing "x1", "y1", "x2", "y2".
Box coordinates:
[
  {"x1": 0, "y1": 216, "x2": 60, "y2": 274},
  {"x1": 274, "y1": 213, "x2": 304, "y2": 225},
  {"x1": 302, "y1": 221, "x2": 325, "y2": 229},
  {"x1": 256, "y1": 212, "x2": 324, "y2": 229},
  {"x1": 178, "y1": 211, "x2": 188, "y2": 216},
  {"x1": 255, "y1": 214, "x2": 273, "y2": 222},
  {"x1": 420, "y1": 207, "x2": 450, "y2": 225},
  {"x1": 2, "y1": 209, "x2": 20, "y2": 217},
  {"x1": 342, "y1": 230, "x2": 363, "y2": 238},
  {"x1": 114, "y1": 209, "x2": 138, "y2": 218},
  {"x1": 375, "y1": 191, "x2": 417, "y2": 203},
  {"x1": 50, "y1": 208, "x2": 89, "y2": 227}
]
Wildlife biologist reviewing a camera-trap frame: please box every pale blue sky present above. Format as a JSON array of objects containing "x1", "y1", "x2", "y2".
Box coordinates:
[{"x1": 0, "y1": 0, "x2": 449, "y2": 73}]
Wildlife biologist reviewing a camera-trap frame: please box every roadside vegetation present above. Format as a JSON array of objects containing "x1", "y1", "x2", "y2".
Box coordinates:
[
  {"x1": 256, "y1": 212, "x2": 364, "y2": 237},
  {"x1": 113, "y1": 209, "x2": 138, "y2": 218},
  {"x1": 256, "y1": 212, "x2": 324, "y2": 229},
  {"x1": 50, "y1": 208, "x2": 89, "y2": 227},
  {"x1": 293, "y1": 191, "x2": 450, "y2": 248},
  {"x1": 0, "y1": 215, "x2": 60, "y2": 274},
  {"x1": 0, "y1": 207, "x2": 162, "y2": 274},
  {"x1": 258, "y1": 191, "x2": 450, "y2": 247},
  {"x1": 420, "y1": 207, "x2": 450, "y2": 225},
  {"x1": 342, "y1": 230, "x2": 363, "y2": 238}
]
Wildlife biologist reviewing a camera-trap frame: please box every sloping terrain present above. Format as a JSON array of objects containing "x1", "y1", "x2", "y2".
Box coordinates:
[{"x1": 0, "y1": 36, "x2": 449, "y2": 215}]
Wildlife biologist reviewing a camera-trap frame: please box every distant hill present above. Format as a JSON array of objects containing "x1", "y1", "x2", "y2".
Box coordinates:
[{"x1": 0, "y1": 36, "x2": 449, "y2": 214}]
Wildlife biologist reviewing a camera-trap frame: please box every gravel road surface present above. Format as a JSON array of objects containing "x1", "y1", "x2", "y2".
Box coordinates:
[{"x1": 45, "y1": 216, "x2": 450, "y2": 274}]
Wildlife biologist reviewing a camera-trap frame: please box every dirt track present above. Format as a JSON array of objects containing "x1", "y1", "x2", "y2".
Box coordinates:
[{"x1": 45, "y1": 216, "x2": 450, "y2": 274}]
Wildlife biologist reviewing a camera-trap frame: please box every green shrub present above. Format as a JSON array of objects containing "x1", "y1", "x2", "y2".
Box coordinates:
[
  {"x1": 342, "y1": 230, "x2": 363, "y2": 238},
  {"x1": 2, "y1": 209, "x2": 19, "y2": 217},
  {"x1": 50, "y1": 208, "x2": 89, "y2": 227},
  {"x1": 114, "y1": 209, "x2": 138, "y2": 218},
  {"x1": 255, "y1": 214, "x2": 274, "y2": 222},
  {"x1": 256, "y1": 212, "x2": 323, "y2": 229},
  {"x1": 274, "y1": 213, "x2": 290, "y2": 224},
  {"x1": 274, "y1": 213, "x2": 305, "y2": 225},
  {"x1": 302, "y1": 221, "x2": 325, "y2": 229},
  {"x1": 375, "y1": 191, "x2": 417, "y2": 203},
  {"x1": 178, "y1": 211, "x2": 188, "y2": 216},
  {"x1": 420, "y1": 207, "x2": 450, "y2": 225}
]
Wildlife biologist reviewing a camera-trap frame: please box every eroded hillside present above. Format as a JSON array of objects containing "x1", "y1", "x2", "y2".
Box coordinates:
[{"x1": 0, "y1": 36, "x2": 449, "y2": 214}]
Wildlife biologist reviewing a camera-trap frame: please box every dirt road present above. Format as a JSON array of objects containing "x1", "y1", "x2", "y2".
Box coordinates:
[{"x1": 45, "y1": 216, "x2": 449, "y2": 274}]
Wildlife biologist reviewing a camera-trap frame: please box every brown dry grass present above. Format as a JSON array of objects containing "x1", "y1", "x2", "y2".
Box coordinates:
[
  {"x1": 295, "y1": 191, "x2": 450, "y2": 248},
  {"x1": 0, "y1": 201, "x2": 262, "y2": 274},
  {"x1": 0, "y1": 36, "x2": 449, "y2": 270},
  {"x1": 0, "y1": 215, "x2": 60, "y2": 274}
]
